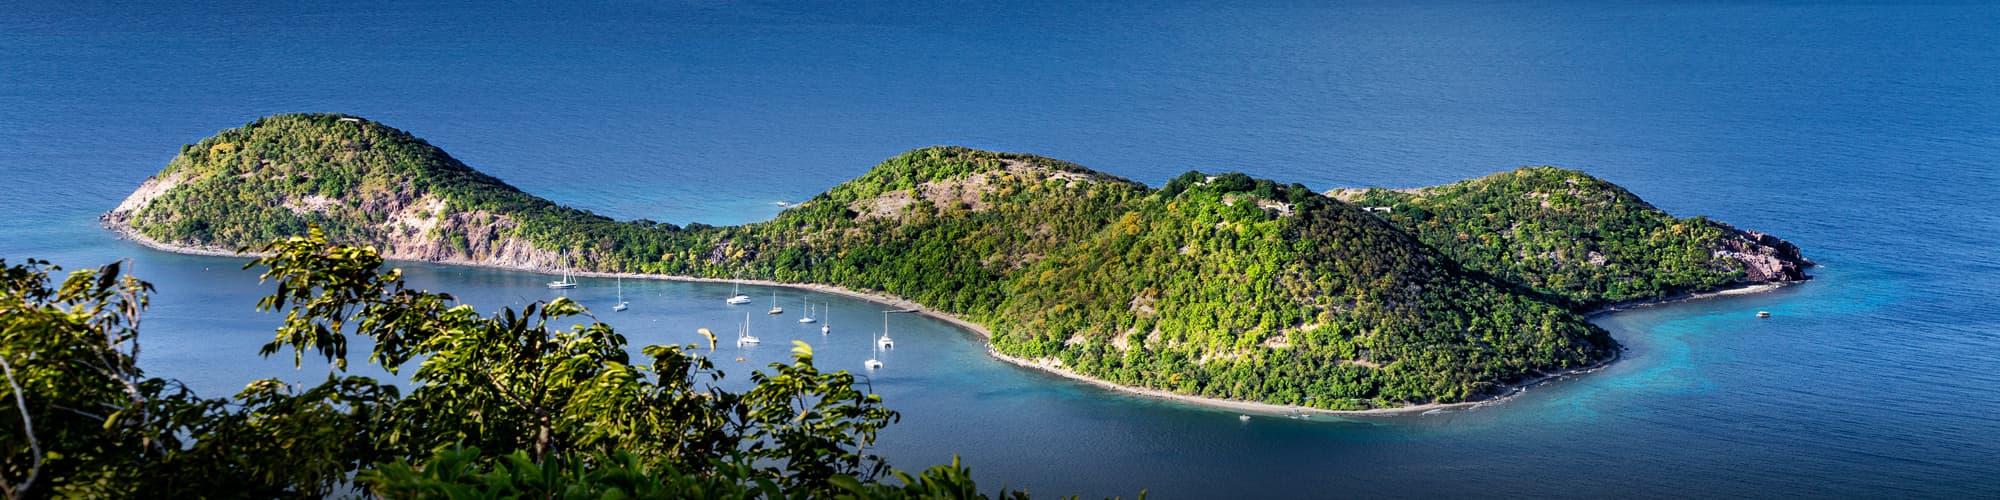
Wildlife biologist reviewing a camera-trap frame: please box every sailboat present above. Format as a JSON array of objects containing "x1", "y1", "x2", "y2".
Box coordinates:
[
  {"x1": 612, "y1": 277, "x2": 629, "y2": 311},
  {"x1": 545, "y1": 251, "x2": 577, "y2": 289},
  {"x1": 820, "y1": 303, "x2": 830, "y2": 335},
  {"x1": 736, "y1": 313, "x2": 760, "y2": 346},
  {"x1": 767, "y1": 291, "x2": 784, "y2": 315},
  {"x1": 864, "y1": 316, "x2": 884, "y2": 370},
  {"x1": 798, "y1": 299, "x2": 817, "y2": 323},
  {"x1": 725, "y1": 282, "x2": 752, "y2": 305},
  {"x1": 877, "y1": 312, "x2": 895, "y2": 350}
]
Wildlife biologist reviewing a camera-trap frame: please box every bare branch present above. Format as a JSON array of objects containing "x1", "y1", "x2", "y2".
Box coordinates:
[
  {"x1": 48, "y1": 403, "x2": 105, "y2": 422},
  {"x1": 1, "y1": 355, "x2": 44, "y2": 500}
]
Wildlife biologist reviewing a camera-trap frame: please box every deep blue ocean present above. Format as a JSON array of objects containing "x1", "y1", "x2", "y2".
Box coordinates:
[{"x1": 4, "y1": 1, "x2": 1998, "y2": 497}]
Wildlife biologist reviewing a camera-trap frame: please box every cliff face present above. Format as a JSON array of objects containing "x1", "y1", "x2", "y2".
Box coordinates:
[
  {"x1": 372, "y1": 194, "x2": 561, "y2": 270},
  {"x1": 1716, "y1": 226, "x2": 1814, "y2": 283}
]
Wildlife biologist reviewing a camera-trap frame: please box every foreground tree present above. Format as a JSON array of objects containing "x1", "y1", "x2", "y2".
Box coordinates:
[{"x1": 0, "y1": 227, "x2": 1091, "y2": 498}]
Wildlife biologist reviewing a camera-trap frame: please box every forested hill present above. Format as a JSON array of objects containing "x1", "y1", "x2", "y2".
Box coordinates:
[
  {"x1": 105, "y1": 114, "x2": 1808, "y2": 409},
  {"x1": 1329, "y1": 167, "x2": 1813, "y2": 310},
  {"x1": 104, "y1": 113, "x2": 615, "y2": 269}
]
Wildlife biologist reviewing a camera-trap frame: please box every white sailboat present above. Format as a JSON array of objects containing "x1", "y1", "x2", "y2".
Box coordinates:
[
  {"x1": 877, "y1": 312, "x2": 894, "y2": 350},
  {"x1": 725, "y1": 282, "x2": 752, "y2": 305},
  {"x1": 864, "y1": 318, "x2": 884, "y2": 370},
  {"x1": 736, "y1": 313, "x2": 760, "y2": 346},
  {"x1": 612, "y1": 276, "x2": 629, "y2": 311},
  {"x1": 820, "y1": 303, "x2": 830, "y2": 335},
  {"x1": 767, "y1": 291, "x2": 784, "y2": 315},
  {"x1": 798, "y1": 299, "x2": 817, "y2": 323},
  {"x1": 545, "y1": 251, "x2": 577, "y2": 289}
]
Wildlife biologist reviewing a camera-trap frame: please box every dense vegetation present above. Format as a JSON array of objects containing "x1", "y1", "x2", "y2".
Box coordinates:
[
  {"x1": 989, "y1": 174, "x2": 1609, "y2": 407},
  {"x1": 112, "y1": 114, "x2": 1804, "y2": 410},
  {"x1": 1333, "y1": 167, "x2": 1776, "y2": 309},
  {"x1": 0, "y1": 231, "x2": 1062, "y2": 498}
]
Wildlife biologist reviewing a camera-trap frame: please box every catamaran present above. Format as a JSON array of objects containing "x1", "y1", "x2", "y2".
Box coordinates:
[
  {"x1": 798, "y1": 299, "x2": 817, "y2": 323},
  {"x1": 767, "y1": 291, "x2": 784, "y2": 315},
  {"x1": 612, "y1": 276, "x2": 629, "y2": 311},
  {"x1": 737, "y1": 313, "x2": 760, "y2": 346},
  {"x1": 725, "y1": 283, "x2": 752, "y2": 305},
  {"x1": 877, "y1": 312, "x2": 894, "y2": 350},
  {"x1": 865, "y1": 318, "x2": 884, "y2": 370}
]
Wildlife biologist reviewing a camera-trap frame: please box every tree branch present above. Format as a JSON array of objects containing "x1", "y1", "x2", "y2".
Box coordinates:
[
  {"x1": 1, "y1": 355, "x2": 44, "y2": 500},
  {"x1": 478, "y1": 366, "x2": 555, "y2": 460}
]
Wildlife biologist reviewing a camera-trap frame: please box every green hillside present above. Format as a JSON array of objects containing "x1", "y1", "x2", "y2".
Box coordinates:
[
  {"x1": 109, "y1": 114, "x2": 1809, "y2": 410},
  {"x1": 990, "y1": 173, "x2": 1609, "y2": 406},
  {"x1": 1331, "y1": 167, "x2": 1813, "y2": 310}
]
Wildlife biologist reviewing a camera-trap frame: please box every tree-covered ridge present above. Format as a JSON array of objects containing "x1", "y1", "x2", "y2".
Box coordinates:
[
  {"x1": 702, "y1": 146, "x2": 1152, "y2": 314},
  {"x1": 991, "y1": 173, "x2": 1610, "y2": 407},
  {"x1": 109, "y1": 115, "x2": 1808, "y2": 409},
  {"x1": 111, "y1": 113, "x2": 692, "y2": 272},
  {"x1": 1331, "y1": 167, "x2": 1812, "y2": 310},
  {"x1": 123, "y1": 113, "x2": 582, "y2": 251}
]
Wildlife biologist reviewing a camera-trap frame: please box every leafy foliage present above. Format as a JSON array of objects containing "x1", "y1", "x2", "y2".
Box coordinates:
[
  {"x1": 362, "y1": 448, "x2": 1046, "y2": 500},
  {"x1": 0, "y1": 258, "x2": 392, "y2": 498},
  {"x1": 0, "y1": 232, "x2": 1088, "y2": 498}
]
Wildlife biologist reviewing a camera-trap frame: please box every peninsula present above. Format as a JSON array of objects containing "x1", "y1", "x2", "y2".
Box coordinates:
[{"x1": 104, "y1": 114, "x2": 1812, "y2": 412}]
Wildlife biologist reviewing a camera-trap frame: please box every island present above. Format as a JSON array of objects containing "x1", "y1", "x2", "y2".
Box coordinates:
[{"x1": 103, "y1": 113, "x2": 1812, "y2": 413}]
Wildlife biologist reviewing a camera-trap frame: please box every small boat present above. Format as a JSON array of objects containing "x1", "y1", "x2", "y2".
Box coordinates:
[
  {"x1": 612, "y1": 277, "x2": 629, "y2": 312},
  {"x1": 546, "y1": 251, "x2": 577, "y2": 289},
  {"x1": 1239, "y1": 415, "x2": 1251, "y2": 422},
  {"x1": 876, "y1": 311, "x2": 896, "y2": 348},
  {"x1": 866, "y1": 327, "x2": 885, "y2": 370},
  {"x1": 868, "y1": 332, "x2": 884, "y2": 372},
  {"x1": 820, "y1": 303, "x2": 831, "y2": 335},
  {"x1": 867, "y1": 311, "x2": 899, "y2": 370},
  {"x1": 725, "y1": 283, "x2": 752, "y2": 305},
  {"x1": 767, "y1": 291, "x2": 784, "y2": 315},
  {"x1": 1757, "y1": 311, "x2": 1772, "y2": 318},
  {"x1": 736, "y1": 313, "x2": 760, "y2": 346},
  {"x1": 798, "y1": 299, "x2": 817, "y2": 323}
]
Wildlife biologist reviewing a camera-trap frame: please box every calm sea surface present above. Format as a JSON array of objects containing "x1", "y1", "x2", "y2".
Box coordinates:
[{"x1": 4, "y1": 1, "x2": 1998, "y2": 497}]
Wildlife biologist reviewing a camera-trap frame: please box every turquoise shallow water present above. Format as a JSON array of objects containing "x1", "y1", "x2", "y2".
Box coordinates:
[{"x1": 4, "y1": 1, "x2": 1999, "y2": 497}]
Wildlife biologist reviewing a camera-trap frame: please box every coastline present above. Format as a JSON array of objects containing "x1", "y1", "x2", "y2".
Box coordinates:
[
  {"x1": 1585, "y1": 281, "x2": 1798, "y2": 319},
  {"x1": 102, "y1": 221, "x2": 1793, "y2": 418}
]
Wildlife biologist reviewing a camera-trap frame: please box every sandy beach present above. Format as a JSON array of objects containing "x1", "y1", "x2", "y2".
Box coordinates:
[
  {"x1": 1586, "y1": 281, "x2": 1795, "y2": 318},
  {"x1": 104, "y1": 221, "x2": 1791, "y2": 418}
]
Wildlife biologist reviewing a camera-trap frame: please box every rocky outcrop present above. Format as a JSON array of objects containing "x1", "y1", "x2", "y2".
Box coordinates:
[
  {"x1": 374, "y1": 194, "x2": 563, "y2": 270},
  {"x1": 103, "y1": 172, "x2": 183, "y2": 228},
  {"x1": 847, "y1": 159, "x2": 1096, "y2": 220},
  {"x1": 1714, "y1": 224, "x2": 1815, "y2": 283}
]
